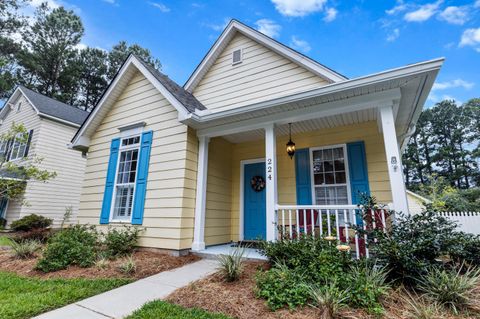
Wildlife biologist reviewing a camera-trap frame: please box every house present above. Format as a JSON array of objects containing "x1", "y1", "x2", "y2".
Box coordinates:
[
  {"x1": 0, "y1": 86, "x2": 88, "y2": 227},
  {"x1": 71, "y1": 20, "x2": 443, "y2": 254},
  {"x1": 406, "y1": 190, "x2": 431, "y2": 214}
]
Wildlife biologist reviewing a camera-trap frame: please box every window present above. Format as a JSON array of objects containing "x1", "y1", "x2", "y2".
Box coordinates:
[
  {"x1": 16, "y1": 102, "x2": 21, "y2": 113},
  {"x1": 111, "y1": 135, "x2": 140, "y2": 221},
  {"x1": 311, "y1": 145, "x2": 350, "y2": 205},
  {"x1": 8, "y1": 132, "x2": 29, "y2": 161},
  {"x1": 232, "y1": 48, "x2": 242, "y2": 65},
  {"x1": 0, "y1": 141, "x2": 7, "y2": 160}
]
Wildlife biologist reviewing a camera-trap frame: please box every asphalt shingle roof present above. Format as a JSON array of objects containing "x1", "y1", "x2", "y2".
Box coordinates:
[
  {"x1": 20, "y1": 86, "x2": 89, "y2": 125},
  {"x1": 136, "y1": 57, "x2": 206, "y2": 112}
]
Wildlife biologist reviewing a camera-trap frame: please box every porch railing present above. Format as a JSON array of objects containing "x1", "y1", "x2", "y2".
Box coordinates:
[{"x1": 275, "y1": 205, "x2": 390, "y2": 259}]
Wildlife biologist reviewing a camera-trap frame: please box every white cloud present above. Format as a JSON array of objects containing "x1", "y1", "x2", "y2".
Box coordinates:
[
  {"x1": 432, "y1": 79, "x2": 474, "y2": 90},
  {"x1": 290, "y1": 36, "x2": 311, "y2": 53},
  {"x1": 460, "y1": 28, "x2": 480, "y2": 48},
  {"x1": 404, "y1": 0, "x2": 442, "y2": 22},
  {"x1": 386, "y1": 0, "x2": 408, "y2": 15},
  {"x1": 30, "y1": 0, "x2": 60, "y2": 8},
  {"x1": 475, "y1": 0, "x2": 480, "y2": 8},
  {"x1": 203, "y1": 18, "x2": 230, "y2": 32},
  {"x1": 102, "y1": 0, "x2": 118, "y2": 5},
  {"x1": 323, "y1": 7, "x2": 337, "y2": 22},
  {"x1": 271, "y1": 0, "x2": 327, "y2": 17},
  {"x1": 148, "y1": 2, "x2": 170, "y2": 13},
  {"x1": 255, "y1": 19, "x2": 281, "y2": 38},
  {"x1": 75, "y1": 43, "x2": 88, "y2": 51},
  {"x1": 386, "y1": 28, "x2": 400, "y2": 42},
  {"x1": 438, "y1": 6, "x2": 469, "y2": 25}
]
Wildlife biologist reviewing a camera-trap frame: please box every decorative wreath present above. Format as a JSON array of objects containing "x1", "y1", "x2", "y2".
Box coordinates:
[{"x1": 250, "y1": 176, "x2": 266, "y2": 192}]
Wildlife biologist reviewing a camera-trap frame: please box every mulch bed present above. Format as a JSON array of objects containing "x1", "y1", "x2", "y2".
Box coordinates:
[
  {"x1": 166, "y1": 261, "x2": 478, "y2": 319},
  {"x1": 0, "y1": 249, "x2": 200, "y2": 280}
]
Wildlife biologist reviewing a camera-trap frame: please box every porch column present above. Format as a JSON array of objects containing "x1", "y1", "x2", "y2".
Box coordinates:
[
  {"x1": 192, "y1": 136, "x2": 210, "y2": 251},
  {"x1": 265, "y1": 124, "x2": 277, "y2": 241},
  {"x1": 379, "y1": 104, "x2": 410, "y2": 215}
]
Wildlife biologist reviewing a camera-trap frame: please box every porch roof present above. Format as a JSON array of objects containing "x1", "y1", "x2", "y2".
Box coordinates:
[{"x1": 183, "y1": 58, "x2": 444, "y2": 148}]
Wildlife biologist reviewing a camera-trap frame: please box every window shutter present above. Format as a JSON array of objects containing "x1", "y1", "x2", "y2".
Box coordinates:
[
  {"x1": 100, "y1": 138, "x2": 120, "y2": 224},
  {"x1": 23, "y1": 130, "x2": 33, "y2": 157},
  {"x1": 131, "y1": 130, "x2": 153, "y2": 225},
  {"x1": 347, "y1": 141, "x2": 370, "y2": 204},
  {"x1": 295, "y1": 148, "x2": 313, "y2": 205}
]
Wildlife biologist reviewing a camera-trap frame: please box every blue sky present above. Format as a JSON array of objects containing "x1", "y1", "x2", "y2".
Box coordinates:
[{"x1": 33, "y1": 0, "x2": 480, "y2": 106}]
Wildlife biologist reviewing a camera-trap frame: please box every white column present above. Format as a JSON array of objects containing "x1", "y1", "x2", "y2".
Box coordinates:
[
  {"x1": 192, "y1": 136, "x2": 210, "y2": 251},
  {"x1": 379, "y1": 105, "x2": 410, "y2": 215},
  {"x1": 265, "y1": 124, "x2": 277, "y2": 241}
]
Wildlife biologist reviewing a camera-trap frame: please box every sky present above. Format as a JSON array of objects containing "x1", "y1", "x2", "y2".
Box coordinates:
[{"x1": 26, "y1": 0, "x2": 480, "y2": 107}]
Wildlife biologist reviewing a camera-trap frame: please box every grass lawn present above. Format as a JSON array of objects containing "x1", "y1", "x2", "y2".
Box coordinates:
[
  {"x1": 0, "y1": 236, "x2": 11, "y2": 246},
  {"x1": 0, "y1": 271, "x2": 132, "y2": 319},
  {"x1": 126, "y1": 300, "x2": 232, "y2": 319}
]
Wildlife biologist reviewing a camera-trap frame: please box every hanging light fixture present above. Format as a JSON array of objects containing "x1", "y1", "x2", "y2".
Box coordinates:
[{"x1": 286, "y1": 123, "x2": 296, "y2": 159}]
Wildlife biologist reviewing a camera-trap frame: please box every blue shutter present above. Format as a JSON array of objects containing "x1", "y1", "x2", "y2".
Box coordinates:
[
  {"x1": 295, "y1": 148, "x2": 312, "y2": 205},
  {"x1": 100, "y1": 138, "x2": 120, "y2": 224},
  {"x1": 131, "y1": 131, "x2": 153, "y2": 225},
  {"x1": 347, "y1": 141, "x2": 370, "y2": 204}
]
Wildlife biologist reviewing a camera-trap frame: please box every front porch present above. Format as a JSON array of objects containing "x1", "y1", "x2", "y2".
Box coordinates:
[{"x1": 190, "y1": 91, "x2": 409, "y2": 254}]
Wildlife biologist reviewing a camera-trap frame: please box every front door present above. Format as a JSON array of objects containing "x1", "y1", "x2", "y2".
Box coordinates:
[{"x1": 243, "y1": 162, "x2": 266, "y2": 240}]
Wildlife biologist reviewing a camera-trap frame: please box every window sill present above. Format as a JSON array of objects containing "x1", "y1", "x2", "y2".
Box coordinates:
[{"x1": 109, "y1": 220, "x2": 132, "y2": 224}]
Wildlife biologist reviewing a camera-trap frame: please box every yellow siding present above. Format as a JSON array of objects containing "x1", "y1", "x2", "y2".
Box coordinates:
[
  {"x1": 78, "y1": 71, "x2": 195, "y2": 251},
  {"x1": 204, "y1": 137, "x2": 233, "y2": 245},
  {"x1": 192, "y1": 33, "x2": 329, "y2": 111},
  {"x1": 228, "y1": 121, "x2": 392, "y2": 241}
]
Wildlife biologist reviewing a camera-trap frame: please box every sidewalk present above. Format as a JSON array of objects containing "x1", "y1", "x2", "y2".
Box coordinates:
[{"x1": 33, "y1": 259, "x2": 218, "y2": 319}]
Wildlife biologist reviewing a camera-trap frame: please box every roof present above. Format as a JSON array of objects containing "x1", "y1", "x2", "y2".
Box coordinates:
[
  {"x1": 136, "y1": 58, "x2": 206, "y2": 112},
  {"x1": 184, "y1": 19, "x2": 348, "y2": 92},
  {"x1": 19, "y1": 86, "x2": 89, "y2": 126},
  {"x1": 406, "y1": 190, "x2": 432, "y2": 204}
]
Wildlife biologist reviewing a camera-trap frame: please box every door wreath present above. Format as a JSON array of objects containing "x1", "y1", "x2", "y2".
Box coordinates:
[{"x1": 250, "y1": 176, "x2": 266, "y2": 192}]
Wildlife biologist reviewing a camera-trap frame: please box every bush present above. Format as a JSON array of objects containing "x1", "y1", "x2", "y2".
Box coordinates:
[
  {"x1": 10, "y1": 240, "x2": 41, "y2": 259},
  {"x1": 308, "y1": 281, "x2": 348, "y2": 319},
  {"x1": 103, "y1": 226, "x2": 142, "y2": 258},
  {"x1": 217, "y1": 246, "x2": 245, "y2": 282},
  {"x1": 11, "y1": 228, "x2": 51, "y2": 243},
  {"x1": 255, "y1": 263, "x2": 310, "y2": 310},
  {"x1": 118, "y1": 256, "x2": 136, "y2": 275},
  {"x1": 10, "y1": 214, "x2": 52, "y2": 232},
  {"x1": 400, "y1": 289, "x2": 442, "y2": 319},
  {"x1": 416, "y1": 266, "x2": 480, "y2": 315},
  {"x1": 36, "y1": 225, "x2": 99, "y2": 272}
]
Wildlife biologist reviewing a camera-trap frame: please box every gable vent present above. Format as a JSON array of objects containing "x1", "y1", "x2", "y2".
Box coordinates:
[{"x1": 232, "y1": 49, "x2": 242, "y2": 65}]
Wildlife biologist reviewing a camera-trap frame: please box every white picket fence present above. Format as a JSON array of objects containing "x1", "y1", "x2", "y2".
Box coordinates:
[{"x1": 436, "y1": 211, "x2": 480, "y2": 235}]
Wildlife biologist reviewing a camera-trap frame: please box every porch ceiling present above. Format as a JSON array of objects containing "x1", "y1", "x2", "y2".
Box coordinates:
[{"x1": 222, "y1": 107, "x2": 378, "y2": 143}]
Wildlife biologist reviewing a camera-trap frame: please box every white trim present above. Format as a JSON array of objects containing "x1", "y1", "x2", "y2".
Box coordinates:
[
  {"x1": 309, "y1": 144, "x2": 352, "y2": 206},
  {"x1": 184, "y1": 20, "x2": 346, "y2": 92},
  {"x1": 109, "y1": 133, "x2": 141, "y2": 223},
  {"x1": 38, "y1": 113, "x2": 81, "y2": 128},
  {"x1": 406, "y1": 190, "x2": 432, "y2": 204},
  {"x1": 71, "y1": 55, "x2": 190, "y2": 149},
  {"x1": 239, "y1": 157, "x2": 265, "y2": 242},
  {"x1": 265, "y1": 124, "x2": 277, "y2": 241},
  {"x1": 231, "y1": 48, "x2": 243, "y2": 65},
  {"x1": 192, "y1": 136, "x2": 210, "y2": 251}
]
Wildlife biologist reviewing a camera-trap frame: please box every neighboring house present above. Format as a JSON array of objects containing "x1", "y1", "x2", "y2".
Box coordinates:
[
  {"x1": 71, "y1": 20, "x2": 443, "y2": 254},
  {"x1": 0, "y1": 86, "x2": 88, "y2": 227},
  {"x1": 406, "y1": 190, "x2": 431, "y2": 214}
]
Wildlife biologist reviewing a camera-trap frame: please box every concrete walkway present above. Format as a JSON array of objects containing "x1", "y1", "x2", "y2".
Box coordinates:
[{"x1": 33, "y1": 259, "x2": 218, "y2": 319}]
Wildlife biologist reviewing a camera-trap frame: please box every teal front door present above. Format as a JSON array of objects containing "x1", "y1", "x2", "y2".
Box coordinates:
[{"x1": 243, "y1": 162, "x2": 266, "y2": 240}]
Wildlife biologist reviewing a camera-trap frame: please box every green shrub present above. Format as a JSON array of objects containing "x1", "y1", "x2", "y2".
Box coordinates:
[
  {"x1": 255, "y1": 263, "x2": 310, "y2": 310},
  {"x1": 103, "y1": 226, "x2": 142, "y2": 258},
  {"x1": 217, "y1": 246, "x2": 245, "y2": 282},
  {"x1": 11, "y1": 228, "x2": 51, "y2": 243},
  {"x1": 10, "y1": 240, "x2": 41, "y2": 259},
  {"x1": 416, "y1": 266, "x2": 480, "y2": 315},
  {"x1": 118, "y1": 255, "x2": 136, "y2": 275},
  {"x1": 11, "y1": 214, "x2": 52, "y2": 232},
  {"x1": 344, "y1": 261, "x2": 390, "y2": 314},
  {"x1": 308, "y1": 281, "x2": 349, "y2": 319},
  {"x1": 36, "y1": 225, "x2": 99, "y2": 272}
]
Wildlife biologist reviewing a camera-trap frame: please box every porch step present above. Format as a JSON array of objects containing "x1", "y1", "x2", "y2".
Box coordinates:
[{"x1": 191, "y1": 243, "x2": 267, "y2": 261}]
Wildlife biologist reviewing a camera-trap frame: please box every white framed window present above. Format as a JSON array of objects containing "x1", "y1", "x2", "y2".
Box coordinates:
[
  {"x1": 310, "y1": 144, "x2": 351, "y2": 206},
  {"x1": 9, "y1": 132, "x2": 29, "y2": 161},
  {"x1": 110, "y1": 135, "x2": 140, "y2": 222}
]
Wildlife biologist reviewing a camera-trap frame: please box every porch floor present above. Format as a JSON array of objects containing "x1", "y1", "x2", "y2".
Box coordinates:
[{"x1": 192, "y1": 243, "x2": 267, "y2": 261}]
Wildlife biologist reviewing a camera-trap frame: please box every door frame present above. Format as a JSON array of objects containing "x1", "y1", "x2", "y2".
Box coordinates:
[{"x1": 239, "y1": 158, "x2": 265, "y2": 241}]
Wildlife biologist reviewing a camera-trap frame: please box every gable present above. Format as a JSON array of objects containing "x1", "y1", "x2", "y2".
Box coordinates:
[{"x1": 192, "y1": 32, "x2": 330, "y2": 111}]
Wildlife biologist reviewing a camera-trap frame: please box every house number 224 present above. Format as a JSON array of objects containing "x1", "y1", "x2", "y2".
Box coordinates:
[{"x1": 267, "y1": 158, "x2": 273, "y2": 180}]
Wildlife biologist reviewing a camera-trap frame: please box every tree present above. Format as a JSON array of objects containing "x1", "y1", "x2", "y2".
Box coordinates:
[
  {"x1": 0, "y1": 123, "x2": 56, "y2": 203},
  {"x1": 76, "y1": 47, "x2": 108, "y2": 111},
  {"x1": 107, "y1": 41, "x2": 161, "y2": 80},
  {"x1": 17, "y1": 4, "x2": 84, "y2": 101},
  {"x1": 0, "y1": 0, "x2": 28, "y2": 99}
]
